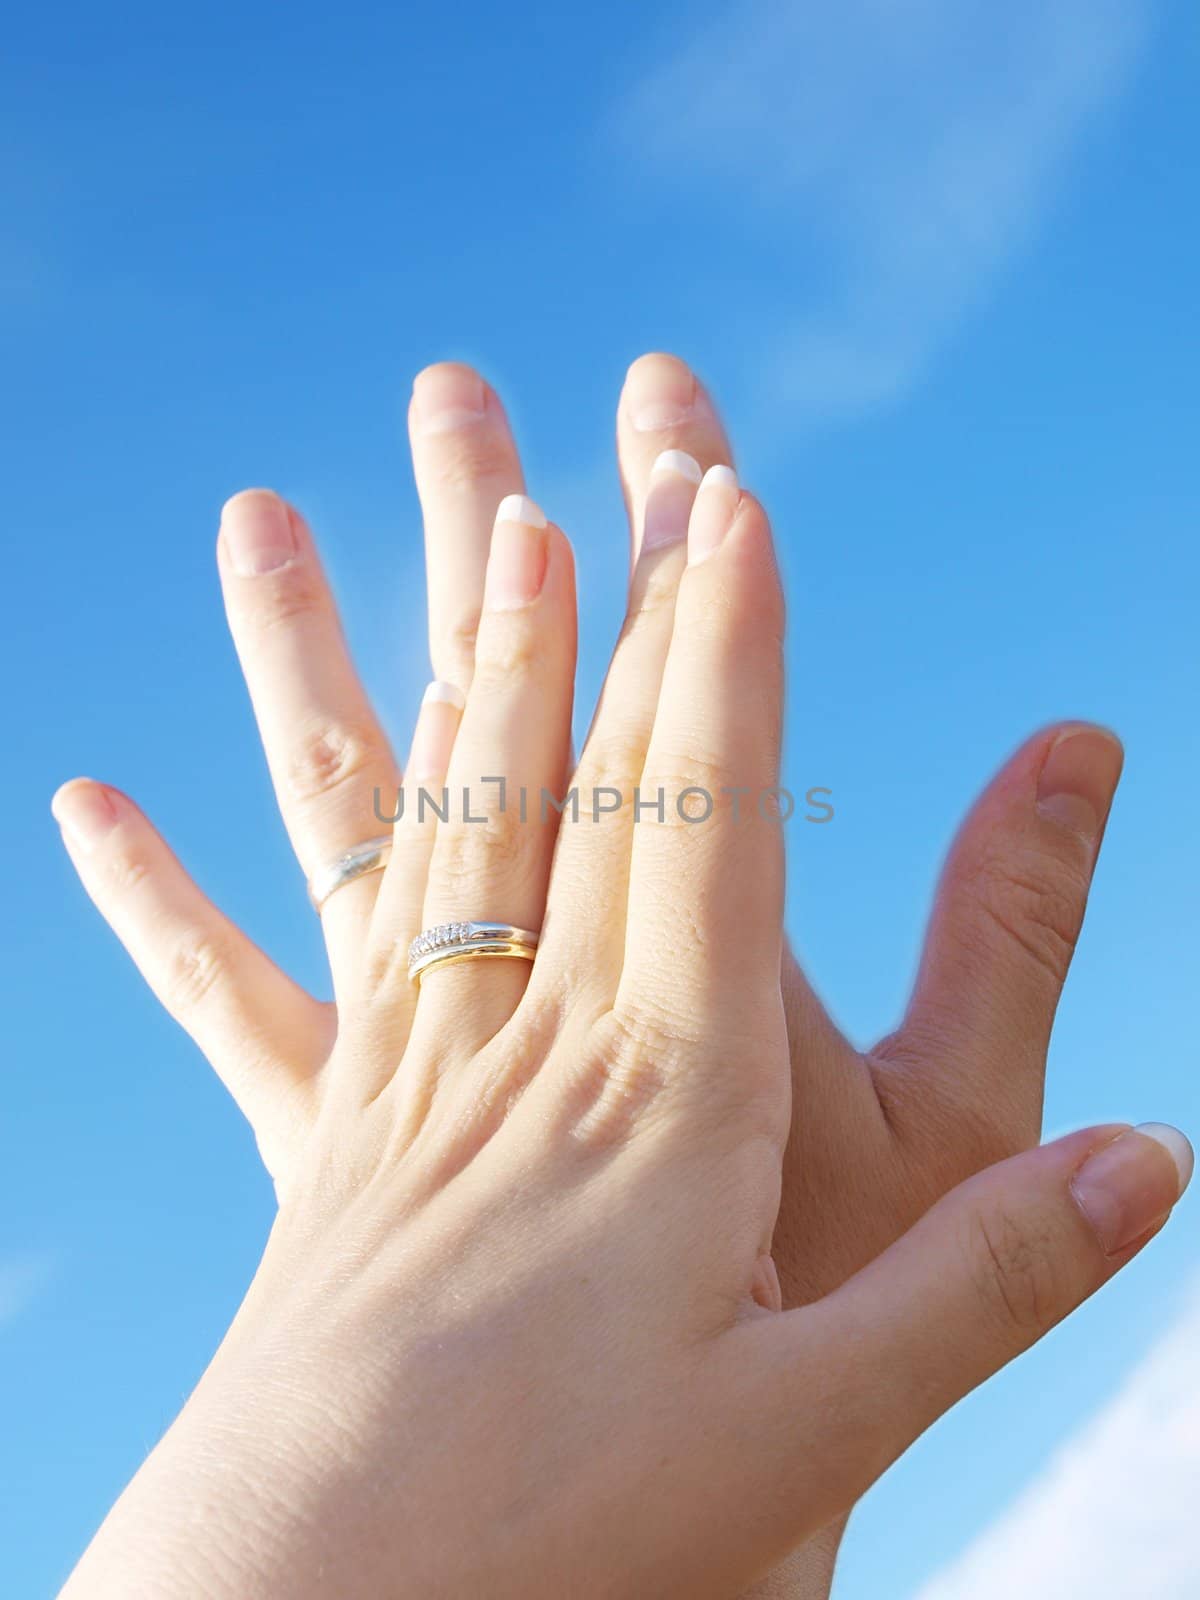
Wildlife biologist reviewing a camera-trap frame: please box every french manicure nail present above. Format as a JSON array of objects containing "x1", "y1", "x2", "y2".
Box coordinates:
[
  {"x1": 421, "y1": 680, "x2": 466, "y2": 711},
  {"x1": 1137, "y1": 1123, "x2": 1196, "y2": 1189},
  {"x1": 642, "y1": 450, "x2": 702, "y2": 552},
  {"x1": 650, "y1": 449, "x2": 703, "y2": 485},
  {"x1": 220, "y1": 491, "x2": 297, "y2": 576},
  {"x1": 688, "y1": 464, "x2": 740, "y2": 565},
  {"x1": 485, "y1": 495, "x2": 549, "y2": 610},
  {"x1": 624, "y1": 354, "x2": 707, "y2": 433},
  {"x1": 1071, "y1": 1122, "x2": 1193, "y2": 1255},
  {"x1": 51, "y1": 781, "x2": 121, "y2": 853},
  {"x1": 1035, "y1": 726, "x2": 1123, "y2": 840},
  {"x1": 411, "y1": 364, "x2": 487, "y2": 436},
  {"x1": 407, "y1": 682, "x2": 465, "y2": 781}
]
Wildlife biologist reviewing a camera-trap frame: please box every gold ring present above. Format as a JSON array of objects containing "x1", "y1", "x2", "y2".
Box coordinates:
[{"x1": 407, "y1": 921, "x2": 539, "y2": 984}]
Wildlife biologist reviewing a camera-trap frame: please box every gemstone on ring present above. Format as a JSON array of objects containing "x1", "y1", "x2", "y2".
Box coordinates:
[{"x1": 407, "y1": 921, "x2": 540, "y2": 983}]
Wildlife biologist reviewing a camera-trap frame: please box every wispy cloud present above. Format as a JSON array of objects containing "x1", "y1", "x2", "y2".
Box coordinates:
[
  {"x1": 615, "y1": 0, "x2": 1154, "y2": 421},
  {"x1": 0, "y1": 1253, "x2": 55, "y2": 1329},
  {"x1": 915, "y1": 1275, "x2": 1200, "y2": 1599}
]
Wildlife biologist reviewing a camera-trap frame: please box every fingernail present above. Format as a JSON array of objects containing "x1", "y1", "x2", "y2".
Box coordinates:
[
  {"x1": 1036, "y1": 726, "x2": 1123, "y2": 840},
  {"x1": 688, "y1": 464, "x2": 740, "y2": 565},
  {"x1": 1071, "y1": 1123, "x2": 1193, "y2": 1255},
  {"x1": 624, "y1": 353, "x2": 707, "y2": 433},
  {"x1": 407, "y1": 682, "x2": 465, "y2": 781},
  {"x1": 485, "y1": 495, "x2": 549, "y2": 610},
  {"x1": 421, "y1": 680, "x2": 466, "y2": 711},
  {"x1": 220, "y1": 491, "x2": 297, "y2": 576},
  {"x1": 1137, "y1": 1123, "x2": 1196, "y2": 1190},
  {"x1": 642, "y1": 450, "x2": 702, "y2": 553},
  {"x1": 51, "y1": 780, "x2": 121, "y2": 853},
  {"x1": 411, "y1": 364, "x2": 487, "y2": 436}
]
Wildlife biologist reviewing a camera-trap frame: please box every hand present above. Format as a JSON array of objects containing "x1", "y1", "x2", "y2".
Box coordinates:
[
  {"x1": 537, "y1": 354, "x2": 1157, "y2": 1596},
  {"x1": 54, "y1": 359, "x2": 1191, "y2": 1597}
]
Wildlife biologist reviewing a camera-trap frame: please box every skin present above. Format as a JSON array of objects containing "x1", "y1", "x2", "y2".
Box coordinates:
[{"x1": 51, "y1": 356, "x2": 1189, "y2": 1598}]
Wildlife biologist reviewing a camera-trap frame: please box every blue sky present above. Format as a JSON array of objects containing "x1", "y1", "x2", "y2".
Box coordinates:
[{"x1": 4, "y1": 1, "x2": 1198, "y2": 1594}]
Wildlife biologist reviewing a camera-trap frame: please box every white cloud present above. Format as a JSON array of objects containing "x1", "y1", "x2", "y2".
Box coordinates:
[
  {"x1": 915, "y1": 1277, "x2": 1200, "y2": 1599},
  {"x1": 615, "y1": 0, "x2": 1154, "y2": 421}
]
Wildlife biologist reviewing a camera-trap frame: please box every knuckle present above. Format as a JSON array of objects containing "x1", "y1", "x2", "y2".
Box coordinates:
[
  {"x1": 613, "y1": 992, "x2": 706, "y2": 1052},
  {"x1": 436, "y1": 608, "x2": 481, "y2": 681},
  {"x1": 626, "y1": 559, "x2": 683, "y2": 624},
  {"x1": 236, "y1": 561, "x2": 328, "y2": 631},
  {"x1": 473, "y1": 617, "x2": 545, "y2": 685},
  {"x1": 160, "y1": 928, "x2": 233, "y2": 1017},
  {"x1": 960, "y1": 849, "x2": 1087, "y2": 987},
  {"x1": 564, "y1": 1006, "x2": 679, "y2": 1148},
  {"x1": 286, "y1": 716, "x2": 384, "y2": 804},
  {"x1": 966, "y1": 1202, "x2": 1062, "y2": 1339},
  {"x1": 98, "y1": 844, "x2": 153, "y2": 899},
  {"x1": 577, "y1": 727, "x2": 651, "y2": 805},
  {"x1": 681, "y1": 580, "x2": 741, "y2": 640},
  {"x1": 685, "y1": 565, "x2": 785, "y2": 656},
  {"x1": 424, "y1": 433, "x2": 517, "y2": 494},
  {"x1": 639, "y1": 743, "x2": 740, "y2": 823},
  {"x1": 432, "y1": 804, "x2": 531, "y2": 893}
]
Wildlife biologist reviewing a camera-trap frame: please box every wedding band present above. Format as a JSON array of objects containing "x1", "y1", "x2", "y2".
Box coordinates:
[
  {"x1": 408, "y1": 921, "x2": 539, "y2": 984},
  {"x1": 308, "y1": 834, "x2": 393, "y2": 911}
]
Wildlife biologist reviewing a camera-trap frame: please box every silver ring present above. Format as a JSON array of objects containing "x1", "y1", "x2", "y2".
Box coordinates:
[
  {"x1": 308, "y1": 834, "x2": 393, "y2": 911},
  {"x1": 408, "y1": 920, "x2": 539, "y2": 984}
]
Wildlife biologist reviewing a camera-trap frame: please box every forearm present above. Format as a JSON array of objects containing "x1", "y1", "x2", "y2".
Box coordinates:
[
  {"x1": 61, "y1": 1296, "x2": 377, "y2": 1600},
  {"x1": 62, "y1": 1418, "x2": 273, "y2": 1599},
  {"x1": 69, "y1": 1415, "x2": 847, "y2": 1600}
]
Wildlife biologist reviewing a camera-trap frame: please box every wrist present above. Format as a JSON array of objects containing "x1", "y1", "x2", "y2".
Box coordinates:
[{"x1": 738, "y1": 1516, "x2": 847, "y2": 1600}]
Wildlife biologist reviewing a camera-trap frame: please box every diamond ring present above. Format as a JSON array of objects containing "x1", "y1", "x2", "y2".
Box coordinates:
[{"x1": 407, "y1": 921, "x2": 540, "y2": 984}]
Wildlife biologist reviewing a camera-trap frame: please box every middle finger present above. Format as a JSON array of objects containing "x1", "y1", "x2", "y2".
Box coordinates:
[{"x1": 409, "y1": 362, "x2": 525, "y2": 693}]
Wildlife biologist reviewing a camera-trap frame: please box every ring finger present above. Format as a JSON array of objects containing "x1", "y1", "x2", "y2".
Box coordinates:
[{"x1": 409, "y1": 493, "x2": 577, "y2": 1063}]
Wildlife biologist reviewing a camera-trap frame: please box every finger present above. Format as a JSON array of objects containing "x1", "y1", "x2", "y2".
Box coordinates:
[
  {"x1": 412, "y1": 495, "x2": 576, "y2": 1060},
  {"x1": 617, "y1": 486, "x2": 787, "y2": 1048},
  {"x1": 52, "y1": 779, "x2": 327, "y2": 1168},
  {"x1": 353, "y1": 682, "x2": 465, "y2": 1083},
  {"x1": 536, "y1": 450, "x2": 703, "y2": 999},
  {"x1": 344, "y1": 681, "x2": 466, "y2": 1105},
  {"x1": 617, "y1": 352, "x2": 733, "y2": 562},
  {"x1": 409, "y1": 363, "x2": 524, "y2": 692},
  {"x1": 217, "y1": 490, "x2": 400, "y2": 986},
  {"x1": 753, "y1": 1121, "x2": 1192, "y2": 1532},
  {"x1": 880, "y1": 723, "x2": 1124, "y2": 1144},
  {"x1": 539, "y1": 354, "x2": 731, "y2": 993}
]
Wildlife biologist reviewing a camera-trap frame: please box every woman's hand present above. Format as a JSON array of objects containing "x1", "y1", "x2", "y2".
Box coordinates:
[{"x1": 53, "y1": 358, "x2": 1191, "y2": 1598}]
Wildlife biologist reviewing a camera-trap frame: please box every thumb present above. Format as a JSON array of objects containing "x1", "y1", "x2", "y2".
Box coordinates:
[
  {"x1": 882, "y1": 722, "x2": 1123, "y2": 1145},
  {"x1": 757, "y1": 1121, "x2": 1192, "y2": 1528}
]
